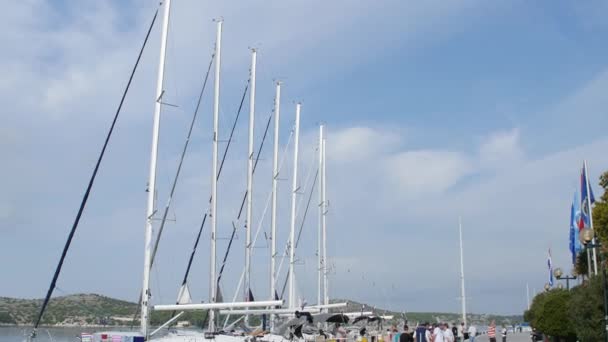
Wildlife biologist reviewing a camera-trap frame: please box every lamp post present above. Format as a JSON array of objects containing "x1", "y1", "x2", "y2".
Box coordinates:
[
  {"x1": 554, "y1": 268, "x2": 576, "y2": 290},
  {"x1": 580, "y1": 229, "x2": 608, "y2": 342},
  {"x1": 544, "y1": 283, "x2": 551, "y2": 292}
]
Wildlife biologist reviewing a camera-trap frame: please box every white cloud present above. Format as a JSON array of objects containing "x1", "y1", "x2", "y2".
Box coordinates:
[
  {"x1": 385, "y1": 150, "x2": 472, "y2": 195},
  {"x1": 478, "y1": 128, "x2": 523, "y2": 169},
  {"x1": 328, "y1": 126, "x2": 401, "y2": 163}
]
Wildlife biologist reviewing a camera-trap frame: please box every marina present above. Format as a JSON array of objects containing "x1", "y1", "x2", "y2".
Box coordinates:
[{"x1": 3, "y1": 1, "x2": 608, "y2": 341}]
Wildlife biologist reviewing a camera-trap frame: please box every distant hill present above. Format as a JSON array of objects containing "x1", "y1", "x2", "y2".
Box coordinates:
[
  {"x1": 0, "y1": 294, "x2": 138, "y2": 326},
  {"x1": 0, "y1": 294, "x2": 522, "y2": 327}
]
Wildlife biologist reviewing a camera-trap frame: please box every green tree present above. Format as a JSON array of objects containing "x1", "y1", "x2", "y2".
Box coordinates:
[
  {"x1": 534, "y1": 289, "x2": 576, "y2": 340},
  {"x1": 593, "y1": 172, "x2": 608, "y2": 253},
  {"x1": 575, "y1": 251, "x2": 589, "y2": 278},
  {"x1": 528, "y1": 291, "x2": 547, "y2": 329},
  {"x1": 523, "y1": 309, "x2": 533, "y2": 324},
  {"x1": 568, "y1": 275, "x2": 606, "y2": 341},
  {"x1": 0, "y1": 312, "x2": 15, "y2": 324}
]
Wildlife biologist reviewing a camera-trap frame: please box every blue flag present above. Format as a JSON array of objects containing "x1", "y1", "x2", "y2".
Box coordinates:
[
  {"x1": 580, "y1": 163, "x2": 596, "y2": 229},
  {"x1": 548, "y1": 249, "x2": 554, "y2": 287},
  {"x1": 571, "y1": 191, "x2": 582, "y2": 257},
  {"x1": 570, "y1": 202, "x2": 576, "y2": 265}
]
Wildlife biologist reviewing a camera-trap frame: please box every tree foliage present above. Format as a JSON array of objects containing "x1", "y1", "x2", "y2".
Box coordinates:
[
  {"x1": 593, "y1": 171, "x2": 608, "y2": 258},
  {"x1": 528, "y1": 289, "x2": 576, "y2": 339},
  {"x1": 534, "y1": 289, "x2": 576, "y2": 339},
  {"x1": 568, "y1": 275, "x2": 606, "y2": 341},
  {"x1": 575, "y1": 251, "x2": 590, "y2": 278}
]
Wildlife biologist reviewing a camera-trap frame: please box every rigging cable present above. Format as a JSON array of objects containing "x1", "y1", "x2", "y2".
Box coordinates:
[
  {"x1": 30, "y1": 8, "x2": 160, "y2": 337},
  {"x1": 169, "y1": 78, "x2": 251, "y2": 326},
  {"x1": 279, "y1": 169, "x2": 319, "y2": 299},
  {"x1": 181, "y1": 77, "x2": 250, "y2": 288},
  {"x1": 149, "y1": 50, "x2": 216, "y2": 270},
  {"x1": 221, "y1": 128, "x2": 294, "y2": 328},
  {"x1": 128, "y1": 69, "x2": 250, "y2": 329},
  {"x1": 215, "y1": 112, "x2": 272, "y2": 288},
  {"x1": 275, "y1": 146, "x2": 319, "y2": 295},
  {"x1": 205, "y1": 111, "x2": 272, "y2": 329}
]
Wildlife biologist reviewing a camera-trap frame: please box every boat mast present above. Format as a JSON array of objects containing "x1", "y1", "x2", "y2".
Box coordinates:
[
  {"x1": 209, "y1": 18, "x2": 223, "y2": 333},
  {"x1": 244, "y1": 48, "x2": 257, "y2": 326},
  {"x1": 526, "y1": 283, "x2": 530, "y2": 310},
  {"x1": 141, "y1": 0, "x2": 171, "y2": 338},
  {"x1": 322, "y1": 135, "x2": 328, "y2": 310},
  {"x1": 270, "y1": 81, "x2": 281, "y2": 331},
  {"x1": 317, "y1": 125, "x2": 323, "y2": 309},
  {"x1": 459, "y1": 216, "x2": 467, "y2": 326},
  {"x1": 289, "y1": 103, "x2": 301, "y2": 309}
]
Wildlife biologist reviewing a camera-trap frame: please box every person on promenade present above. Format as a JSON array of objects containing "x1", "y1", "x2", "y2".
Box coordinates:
[
  {"x1": 413, "y1": 322, "x2": 428, "y2": 342},
  {"x1": 444, "y1": 323, "x2": 454, "y2": 342},
  {"x1": 432, "y1": 323, "x2": 445, "y2": 342},
  {"x1": 500, "y1": 325, "x2": 507, "y2": 342},
  {"x1": 400, "y1": 325, "x2": 414, "y2": 342},
  {"x1": 487, "y1": 321, "x2": 497, "y2": 342},
  {"x1": 467, "y1": 324, "x2": 477, "y2": 342},
  {"x1": 456, "y1": 322, "x2": 464, "y2": 342}
]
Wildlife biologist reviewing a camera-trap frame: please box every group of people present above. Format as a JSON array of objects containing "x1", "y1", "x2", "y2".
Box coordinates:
[
  {"x1": 390, "y1": 320, "x2": 507, "y2": 342},
  {"x1": 409, "y1": 322, "x2": 472, "y2": 342}
]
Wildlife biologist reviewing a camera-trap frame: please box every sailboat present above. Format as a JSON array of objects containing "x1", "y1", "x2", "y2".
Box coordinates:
[{"x1": 29, "y1": 1, "x2": 344, "y2": 341}]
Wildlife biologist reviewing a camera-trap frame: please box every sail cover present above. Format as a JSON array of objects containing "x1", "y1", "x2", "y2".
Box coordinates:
[{"x1": 176, "y1": 283, "x2": 192, "y2": 304}]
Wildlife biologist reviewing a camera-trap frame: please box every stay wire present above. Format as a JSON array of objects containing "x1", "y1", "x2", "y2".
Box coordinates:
[
  {"x1": 279, "y1": 168, "x2": 319, "y2": 299},
  {"x1": 150, "y1": 50, "x2": 215, "y2": 275},
  {"x1": 31, "y1": 7, "x2": 160, "y2": 336},
  {"x1": 159, "y1": 75, "x2": 251, "y2": 325},
  {"x1": 216, "y1": 111, "x2": 273, "y2": 287}
]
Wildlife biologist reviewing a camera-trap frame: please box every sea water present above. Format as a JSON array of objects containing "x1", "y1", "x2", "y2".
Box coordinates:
[{"x1": 0, "y1": 327, "x2": 126, "y2": 342}]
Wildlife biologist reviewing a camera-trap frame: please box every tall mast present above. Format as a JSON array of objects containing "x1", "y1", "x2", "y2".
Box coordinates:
[
  {"x1": 584, "y1": 160, "x2": 598, "y2": 275},
  {"x1": 141, "y1": 0, "x2": 171, "y2": 337},
  {"x1": 209, "y1": 18, "x2": 222, "y2": 332},
  {"x1": 459, "y1": 217, "x2": 467, "y2": 326},
  {"x1": 317, "y1": 125, "x2": 323, "y2": 308},
  {"x1": 244, "y1": 48, "x2": 257, "y2": 326},
  {"x1": 526, "y1": 283, "x2": 530, "y2": 310},
  {"x1": 322, "y1": 136, "x2": 328, "y2": 309},
  {"x1": 270, "y1": 81, "x2": 281, "y2": 330},
  {"x1": 289, "y1": 103, "x2": 301, "y2": 309}
]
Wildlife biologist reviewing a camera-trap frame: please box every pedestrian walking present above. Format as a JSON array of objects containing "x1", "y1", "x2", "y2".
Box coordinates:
[
  {"x1": 432, "y1": 323, "x2": 445, "y2": 342},
  {"x1": 456, "y1": 323, "x2": 464, "y2": 342},
  {"x1": 500, "y1": 325, "x2": 507, "y2": 342},
  {"x1": 487, "y1": 321, "x2": 497, "y2": 342},
  {"x1": 413, "y1": 322, "x2": 428, "y2": 342},
  {"x1": 444, "y1": 323, "x2": 454, "y2": 342},
  {"x1": 467, "y1": 324, "x2": 477, "y2": 342},
  {"x1": 400, "y1": 325, "x2": 414, "y2": 342}
]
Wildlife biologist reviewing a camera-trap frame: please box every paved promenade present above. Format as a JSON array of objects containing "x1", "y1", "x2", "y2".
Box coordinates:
[{"x1": 471, "y1": 332, "x2": 532, "y2": 342}]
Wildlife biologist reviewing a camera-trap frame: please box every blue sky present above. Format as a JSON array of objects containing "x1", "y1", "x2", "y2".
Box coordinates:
[{"x1": 2, "y1": 0, "x2": 608, "y2": 316}]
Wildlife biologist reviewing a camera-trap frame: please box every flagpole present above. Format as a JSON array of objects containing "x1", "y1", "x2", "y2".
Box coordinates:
[{"x1": 584, "y1": 160, "x2": 599, "y2": 275}]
